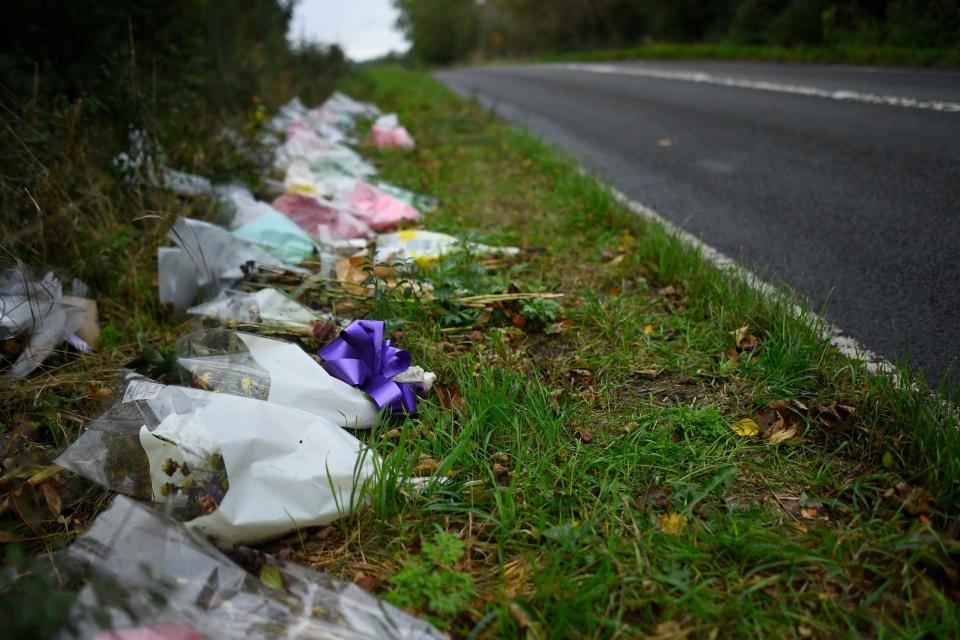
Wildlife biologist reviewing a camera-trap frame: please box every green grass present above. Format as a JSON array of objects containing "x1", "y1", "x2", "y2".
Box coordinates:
[
  {"x1": 520, "y1": 42, "x2": 960, "y2": 68},
  {"x1": 234, "y1": 67, "x2": 960, "y2": 637},
  {"x1": 3, "y1": 62, "x2": 959, "y2": 638}
]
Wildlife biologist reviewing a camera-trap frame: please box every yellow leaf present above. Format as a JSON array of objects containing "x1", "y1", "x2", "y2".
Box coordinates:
[
  {"x1": 643, "y1": 324, "x2": 656, "y2": 335},
  {"x1": 731, "y1": 418, "x2": 760, "y2": 436},
  {"x1": 658, "y1": 512, "x2": 688, "y2": 535}
]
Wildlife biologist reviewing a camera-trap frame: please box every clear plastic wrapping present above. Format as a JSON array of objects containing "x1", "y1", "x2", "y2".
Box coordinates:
[
  {"x1": 1, "y1": 264, "x2": 88, "y2": 380},
  {"x1": 57, "y1": 495, "x2": 443, "y2": 639},
  {"x1": 186, "y1": 287, "x2": 339, "y2": 331},
  {"x1": 55, "y1": 373, "x2": 377, "y2": 547},
  {"x1": 174, "y1": 329, "x2": 381, "y2": 429},
  {"x1": 158, "y1": 218, "x2": 331, "y2": 313}
]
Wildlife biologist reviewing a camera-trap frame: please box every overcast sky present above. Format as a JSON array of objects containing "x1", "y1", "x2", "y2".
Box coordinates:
[{"x1": 289, "y1": 0, "x2": 409, "y2": 61}]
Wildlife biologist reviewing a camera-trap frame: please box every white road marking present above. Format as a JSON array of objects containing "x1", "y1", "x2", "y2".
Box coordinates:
[
  {"x1": 555, "y1": 63, "x2": 960, "y2": 113},
  {"x1": 604, "y1": 184, "x2": 894, "y2": 374}
]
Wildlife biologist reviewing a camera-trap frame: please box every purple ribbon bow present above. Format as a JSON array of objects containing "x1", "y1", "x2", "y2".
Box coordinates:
[{"x1": 318, "y1": 319, "x2": 418, "y2": 415}]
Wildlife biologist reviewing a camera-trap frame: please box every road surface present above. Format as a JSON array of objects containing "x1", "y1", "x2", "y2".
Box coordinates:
[{"x1": 436, "y1": 61, "x2": 960, "y2": 386}]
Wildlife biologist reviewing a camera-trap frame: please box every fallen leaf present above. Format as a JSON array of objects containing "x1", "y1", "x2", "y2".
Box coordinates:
[
  {"x1": 797, "y1": 625, "x2": 813, "y2": 638},
  {"x1": 731, "y1": 418, "x2": 760, "y2": 437},
  {"x1": 636, "y1": 367, "x2": 662, "y2": 379},
  {"x1": 260, "y1": 564, "x2": 284, "y2": 590},
  {"x1": 39, "y1": 483, "x2": 61, "y2": 518},
  {"x1": 511, "y1": 313, "x2": 527, "y2": 329},
  {"x1": 413, "y1": 454, "x2": 440, "y2": 476},
  {"x1": 637, "y1": 485, "x2": 673, "y2": 510},
  {"x1": 383, "y1": 428, "x2": 402, "y2": 440},
  {"x1": 643, "y1": 324, "x2": 656, "y2": 335},
  {"x1": 353, "y1": 572, "x2": 377, "y2": 591},
  {"x1": 574, "y1": 426, "x2": 593, "y2": 443},
  {"x1": 765, "y1": 425, "x2": 797, "y2": 445},
  {"x1": 491, "y1": 451, "x2": 511, "y2": 463},
  {"x1": 800, "y1": 507, "x2": 819, "y2": 520},
  {"x1": 0, "y1": 530, "x2": 26, "y2": 543},
  {"x1": 493, "y1": 463, "x2": 510, "y2": 478},
  {"x1": 733, "y1": 326, "x2": 760, "y2": 351},
  {"x1": 578, "y1": 389, "x2": 597, "y2": 405},
  {"x1": 9, "y1": 490, "x2": 41, "y2": 536},
  {"x1": 658, "y1": 512, "x2": 688, "y2": 535},
  {"x1": 818, "y1": 403, "x2": 855, "y2": 428},
  {"x1": 618, "y1": 421, "x2": 639, "y2": 435},
  {"x1": 606, "y1": 256, "x2": 625, "y2": 268}
]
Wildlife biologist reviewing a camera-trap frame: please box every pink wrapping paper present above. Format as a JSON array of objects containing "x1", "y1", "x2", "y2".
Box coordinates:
[
  {"x1": 272, "y1": 193, "x2": 373, "y2": 239},
  {"x1": 344, "y1": 181, "x2": 420, "y2": 231},
  {"x1": 372, "y1": 124, "x2": 415, "y2": 150}
]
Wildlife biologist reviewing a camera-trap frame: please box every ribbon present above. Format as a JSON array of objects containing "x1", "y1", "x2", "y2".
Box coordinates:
[{"x1": 317, "y1": 319, "x2": 418, "y2": 414}]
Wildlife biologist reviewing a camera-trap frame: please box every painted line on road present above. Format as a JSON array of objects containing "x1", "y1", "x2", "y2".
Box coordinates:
[
  {"x1": 602, "y1": 182, "x2": 894, "y2": 374},
  {"x1": 555, "y1": 63, "x2": 960, "y2": 113}
]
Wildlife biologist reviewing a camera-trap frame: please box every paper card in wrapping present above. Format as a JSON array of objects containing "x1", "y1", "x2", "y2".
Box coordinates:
[
  {"x1": 0, "y1": 265, "x2": 88, "y2": 380},
  {"x1": 187, "y1": 287, "x2": 334, "y2": 331},
  {"x1": 372, "y1": 230, "x2": 521, "y2": 266},
  {"x1": 58, "y1": 495, "x2": 444, "y2": 639},
  {"x1": 175, "y1": 329, "x2": 380, "y2": 429},
  {"x1": 55, "y1": 379, "x2": 377, "y2": 547}
]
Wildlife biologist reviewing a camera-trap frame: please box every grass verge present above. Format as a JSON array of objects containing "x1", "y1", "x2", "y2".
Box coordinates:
[
  {"x1": 526, "y1": 42, "x2": 960, "y2": 68},
  {"x1": 246, "y1": 67, "x2": 958, "y2": 637}
]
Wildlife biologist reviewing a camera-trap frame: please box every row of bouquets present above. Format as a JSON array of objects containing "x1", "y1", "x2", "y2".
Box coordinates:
[{"x1": 57, "y1": 321, "x2": 435, "y2": 548}]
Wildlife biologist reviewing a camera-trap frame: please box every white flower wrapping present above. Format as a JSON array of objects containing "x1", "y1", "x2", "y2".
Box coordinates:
[
  {"x1": 176, "y1": 329, "x2": 435, "y2": 429},
  {"x1": 56, "y1": 379, "x2": 377, "y2": 548}
]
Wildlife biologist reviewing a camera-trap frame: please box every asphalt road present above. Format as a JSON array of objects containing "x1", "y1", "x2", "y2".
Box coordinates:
[{"x1": 435, "y1": 61, "x2": 960, "y2": 386}]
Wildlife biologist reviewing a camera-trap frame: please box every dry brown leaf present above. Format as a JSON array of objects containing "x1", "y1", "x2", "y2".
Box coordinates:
[
  {"x1": 765, "y1": 425, "x2": 797, "y2": 445},
  {"x1": 618, "y1": 421, "x2": 639, "y2": 435},
  {"x1": 574, "y1": 426, "x2": 593, "y2": 443},
  {"x1": 412, "y1": 454, "x2": 440, "y2": 476},
  {"x1": 383, "y1": 428, "x2": 402, "y2": 440},
  {"x1": 39, "y1": 482, "x2": 61, "y2": 518},
  {"x1": 493, "y1": 463, "x2": 510, "y2": 478},
  {"x1": 818, "y1": 403, "x2": 855, "y2": 427},
  {"x1": 636, "y1": 367, "x2": 662, "y2": 379},
  {"x1": 800, "y1": 507, "x2": 819, "y2": 520},
  {"x1": 637, "y1": 485, "x2": 673, "y2": 510},
  {"x1": 733, "y1": 326, "x2": 760, "y2": 351},
  {"x1": 491, "y1": 451, "x2": 511, "y2": 463},
  {"x1": 9, "y1": 491, "x2": 40, "y2": 536},
  {"x1": 763, "y1": 413, "x2": 797, "y2": 444},
  {"x1": 353, "y1": 572, "x2": 377, "y2": 591}
]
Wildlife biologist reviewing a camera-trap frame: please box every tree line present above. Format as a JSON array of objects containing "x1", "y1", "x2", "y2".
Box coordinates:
[{"x1": 394, "y1": 0, "x2": 960, "y2": 64}]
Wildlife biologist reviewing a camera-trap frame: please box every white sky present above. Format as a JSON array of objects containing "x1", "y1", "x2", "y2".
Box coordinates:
[{"x1": 289, "y1": 0, "x2": 409, "y2": 62}]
